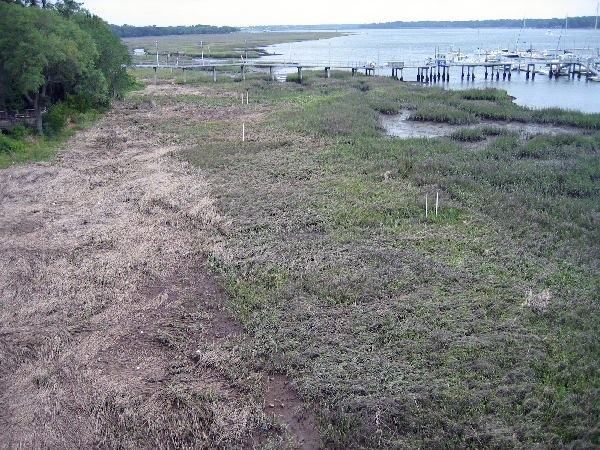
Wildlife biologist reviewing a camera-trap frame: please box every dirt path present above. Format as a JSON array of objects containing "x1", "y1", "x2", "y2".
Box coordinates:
[{"x1": 0, "y1": 84, "x2": 318, "y2": 449}]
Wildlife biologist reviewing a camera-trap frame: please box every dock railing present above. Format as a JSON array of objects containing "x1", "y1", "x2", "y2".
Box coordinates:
[{"x1": 0, "y1": 110, "x2": 36, "y2": 130}]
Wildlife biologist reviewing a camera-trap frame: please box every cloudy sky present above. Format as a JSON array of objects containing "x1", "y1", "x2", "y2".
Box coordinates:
[{"x1": 80, "y1": 0, "x2": 598, "y2": 27}]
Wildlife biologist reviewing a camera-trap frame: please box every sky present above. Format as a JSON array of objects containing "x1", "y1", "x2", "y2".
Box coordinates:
[{"x1": 80, "y1": 0, "x2": 599, "y2": 27}]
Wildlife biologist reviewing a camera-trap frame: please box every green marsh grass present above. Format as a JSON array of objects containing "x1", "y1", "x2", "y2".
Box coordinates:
[{"x1": 165, "y1": 74, "x2": 599, "y2": 447}]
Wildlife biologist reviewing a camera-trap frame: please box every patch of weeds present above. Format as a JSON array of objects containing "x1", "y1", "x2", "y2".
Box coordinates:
[
  {"x1": 450, "y1": 128, "x2": 485, "y2": 142},
  {"x1": 409, "y1": 104, "x2": 479, "y2": 125}
]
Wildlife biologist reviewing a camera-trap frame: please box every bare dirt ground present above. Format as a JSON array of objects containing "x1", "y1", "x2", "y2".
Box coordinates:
[{"x1": 0, "y1": 84, "x2": 319, "y2": 449}]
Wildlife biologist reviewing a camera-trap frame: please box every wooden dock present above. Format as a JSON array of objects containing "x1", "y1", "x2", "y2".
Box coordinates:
[
  {"x1": 0, "y1": 110, "x2": 36, "y2": 130},
  {"x1": 136, "y1": 56, "x2": 599, "y2": 84}
]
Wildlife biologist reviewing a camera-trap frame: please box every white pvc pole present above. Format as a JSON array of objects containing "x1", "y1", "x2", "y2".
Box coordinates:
[
  {"x1": 436, "y1": 192, "x2": 439, "y2": 216},
  {"x1": 425, "y1": 193, "x2": 428, "y2": 219}
]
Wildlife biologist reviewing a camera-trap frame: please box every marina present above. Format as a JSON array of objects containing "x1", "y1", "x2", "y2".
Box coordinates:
[
  {"x1": 135, "y1": 52, "x2": 600, "y2": 93},
  {"x1": 134, "y1": 28, "x2": 600, "y2": 111}
]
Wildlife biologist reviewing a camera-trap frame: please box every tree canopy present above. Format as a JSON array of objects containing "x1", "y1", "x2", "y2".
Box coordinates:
[
  {"x1": 0, "y1": 0, "x2": 132, "y2": 134},
  {"x1": 109, "y1": 24, "x2": 240, "y2": 38},
  {"x1": 361, "y1": 16, "x2": 599, "y2": 29}
]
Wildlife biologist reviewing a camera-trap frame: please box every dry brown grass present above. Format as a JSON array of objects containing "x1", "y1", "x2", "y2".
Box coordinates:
[
  {"x1": 0, "y1": 83, "x2": 311, "y2": 448},
  {"x1": 522, "y1": 289, "x2": 552, "y2": 311}
]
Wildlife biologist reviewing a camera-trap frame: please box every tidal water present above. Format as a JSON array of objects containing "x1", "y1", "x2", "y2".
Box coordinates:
[{"x1": 258, "y1": 28, "x2": 600, "y2": 113}]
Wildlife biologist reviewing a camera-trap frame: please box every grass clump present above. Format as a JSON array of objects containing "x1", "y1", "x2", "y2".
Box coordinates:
[
  {"x1": 409, "y1": 104, "x2": 478, "y2": 124},
  {"x1": 450, "y1": 128, "x2": 485, "y2": 142}
]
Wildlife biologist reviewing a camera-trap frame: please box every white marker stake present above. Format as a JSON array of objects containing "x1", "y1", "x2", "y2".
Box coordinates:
[
  {"x1": 436, "y1": 192, "x2": 439, "y2": 216},
  {"x1": 243, "y1": 123, "x2": 245, "y2": 141},
  {"x1": 246, "y1": 91, "x2": 249, "y2": 104},
  {"x1": 425, "y1": 193, "x2": 428, "y2": 219}
]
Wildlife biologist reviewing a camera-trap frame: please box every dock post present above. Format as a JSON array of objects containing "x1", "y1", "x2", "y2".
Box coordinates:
[
  {"x1": 270, "y1": 66, "x2": 275, "y2": 81},
  {"x1": 153, "y1": 67, "x2": 157, "y2": 85},
  {"x1": 485, "y1": 66, "x2": 488, "y2": 79},
  {"x1": 496, "y1": 67, "x2": 499, "y2": 80},
  {"x1": 400, "y1": 68, "x2": 404, "y2": 81},
  {"x1": 241, "y1": 65, "x2": 246, "y2": 81},
  {"x1": 503, "y1": 66, "x2": 506, "y2": 80},
  {"x1": 472, "y1": 67, "x2": 475, "y2": 80},
  {"x1": 213, "y1": 67, "x2": 217, "y2": 82},
  {"x1": 325, "y1": 67, "x2": 330, "y2": 78},
  {"x1": 508, "y1": 65, "x2": 511, "y2": 80},
  {"x1": 587, "y1": 58, "x2": 591, "y2": 80},
  {"x1": 532, "y1": 64, "x2": 535, "y2": 80},
  {"x1": 461, "y1": 66, "x2": 464, "y2": 79},
  {"x1": 297, "y1": 66, "x2": 303, "y2": 82}
]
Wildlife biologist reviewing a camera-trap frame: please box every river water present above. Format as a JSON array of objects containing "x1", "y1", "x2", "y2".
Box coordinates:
[{"x1": 258, "y1": 28, "x2": 600, "y2": 113}]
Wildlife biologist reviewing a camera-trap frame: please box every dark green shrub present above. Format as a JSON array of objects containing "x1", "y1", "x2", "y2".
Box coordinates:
[
  {"x1": 66, "y1": 93, "x2": 92, "y2": 113},
  {"x1": 6, "y1": 124, "x2": 32, "y2": 139},
  {"x1": 42, "y1": 102, "x2": 74, "y2": 136},
  {"x1": 0, "y1": 135, "x2": 13, "y2": 153},
  {"x1": 0, "y1": 134, "x2": 27, "y2": 153}
]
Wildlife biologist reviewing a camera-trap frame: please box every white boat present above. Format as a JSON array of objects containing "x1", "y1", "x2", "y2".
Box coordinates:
[{"x1": 501, "y1": 49, "x2": 520, "y2": 58}]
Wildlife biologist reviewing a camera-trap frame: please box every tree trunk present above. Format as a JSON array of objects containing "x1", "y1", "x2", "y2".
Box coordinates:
[{"x1": 24, "y1": 90, "x2": 44, "y2": 135}]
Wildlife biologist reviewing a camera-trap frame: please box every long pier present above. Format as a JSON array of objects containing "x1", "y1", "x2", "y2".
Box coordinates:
[{"x1": 135, "y1": 56, "x2": 599, "y2": 84}]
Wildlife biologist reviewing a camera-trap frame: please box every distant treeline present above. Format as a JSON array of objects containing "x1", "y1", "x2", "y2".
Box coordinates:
[
  {"x1": 109, "y1": 24, "x2": 240, "y2": 38},
  {"x1": 362, "y1": 16, "x2": 599, "y2": 29}
]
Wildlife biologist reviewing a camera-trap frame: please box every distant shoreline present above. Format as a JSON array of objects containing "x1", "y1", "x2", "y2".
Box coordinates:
[{"x1": 242, "y1": 16, "x2": 600, "y2": 32}]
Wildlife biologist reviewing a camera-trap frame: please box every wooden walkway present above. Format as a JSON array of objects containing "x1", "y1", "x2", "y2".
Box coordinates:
[
  {"x1": 0, "y1": 110, "x2": 36, "y2": 130},
  {"x1": 137, "y1": 57, "x2": 598, "y2": 84}
]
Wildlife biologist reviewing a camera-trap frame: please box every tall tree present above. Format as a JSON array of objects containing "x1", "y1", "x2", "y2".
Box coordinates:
[
  {"x1": 73, "y1": 11, "x2": 132, "y2": 101},
  {"x1": 0, "y1": 2, "x2": 124, "y2": 133}
]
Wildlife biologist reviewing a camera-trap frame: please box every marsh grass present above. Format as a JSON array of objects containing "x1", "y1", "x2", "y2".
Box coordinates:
[
  {"x1": 176, "y1": 74, "x2": 600, "y2": 448},
  {"x1": 122, "y1": 32, "x2": 344, "y2": 58}
]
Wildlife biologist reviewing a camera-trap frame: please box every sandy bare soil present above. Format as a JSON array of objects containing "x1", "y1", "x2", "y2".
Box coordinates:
[{"x1": 0, "y1": 84, "x2": 318, "y2": 449}]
